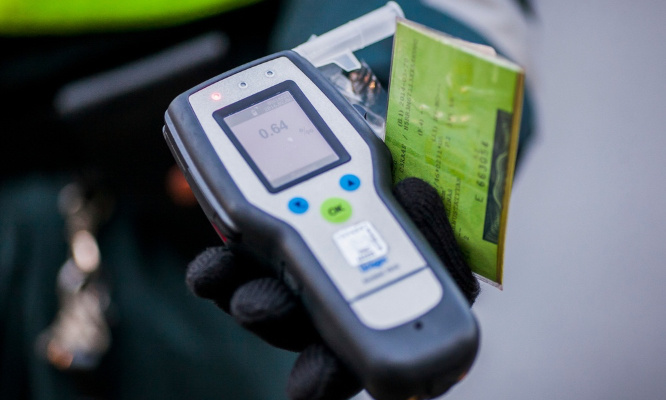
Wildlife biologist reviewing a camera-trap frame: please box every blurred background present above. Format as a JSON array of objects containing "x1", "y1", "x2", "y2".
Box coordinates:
[{"x1": 449, "y1": 0, "x2": 666, "y2": 399}]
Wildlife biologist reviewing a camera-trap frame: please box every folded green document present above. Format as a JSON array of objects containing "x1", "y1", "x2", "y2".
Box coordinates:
[{"x1": 385, "y1": 19, "x2": 524, "y2": 287}]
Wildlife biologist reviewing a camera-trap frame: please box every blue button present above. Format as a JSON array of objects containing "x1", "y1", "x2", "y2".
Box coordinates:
[
  {"x1": 288, "y1": 197, "x2": 309, "y2": 214},
  {"x1": 340, "y1": 174, "x2": 361, "y2": 191}
]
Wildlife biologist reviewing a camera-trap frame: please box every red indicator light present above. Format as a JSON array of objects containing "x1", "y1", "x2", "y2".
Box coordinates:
[{"x1": 211, "y1": 92, "x2": 222, "y2": 101}]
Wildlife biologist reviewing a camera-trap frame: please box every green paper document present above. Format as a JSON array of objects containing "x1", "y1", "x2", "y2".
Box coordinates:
[{"x1": 385, "y1": 19, "x2": 524, "y2": 287}]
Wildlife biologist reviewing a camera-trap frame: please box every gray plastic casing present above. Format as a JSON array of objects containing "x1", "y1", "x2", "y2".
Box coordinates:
[{"x1": 163, "y1": 50, "x2": 478, "y2": 400}]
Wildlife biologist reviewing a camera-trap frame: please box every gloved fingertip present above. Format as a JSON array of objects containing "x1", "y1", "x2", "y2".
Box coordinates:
[
  {"x1": 186, "y1": 246, "x2": 231, "y2": 299},
  {"x1": 394, "y1": 177, "x2": 441, "y2": 211},
  {"x1": 231, "y1": 277, "x2": 295, "y2": 324},
  {"x1": 231, "y1": 278, "x2": 319, "y2": 351},
  {"x1": 287, "y1": 344, "x2": 362, "y2": 400},
  {"x1": 394, "y1": 177, "x2": 481, "y2": 305}
]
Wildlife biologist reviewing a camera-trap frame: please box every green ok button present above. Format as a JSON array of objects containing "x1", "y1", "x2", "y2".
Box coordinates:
[{"x1": 320, "y1": 197, "x2": 352, "y2": 223}]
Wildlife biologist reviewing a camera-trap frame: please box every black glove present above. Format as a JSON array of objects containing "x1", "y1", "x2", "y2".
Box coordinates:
[{"x1": 186, "y1": 177, "x2": 480, "y2": 400}]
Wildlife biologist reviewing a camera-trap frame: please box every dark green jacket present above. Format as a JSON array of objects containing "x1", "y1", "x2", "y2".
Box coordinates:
[{"x1": 0, "y1": 176, "x2": 296, "y2": 399}]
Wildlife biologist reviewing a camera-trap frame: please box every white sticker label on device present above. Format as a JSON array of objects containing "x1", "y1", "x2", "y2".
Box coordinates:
[{"x1": 333, "y1": 221, "x2": 388, "y2": 269}]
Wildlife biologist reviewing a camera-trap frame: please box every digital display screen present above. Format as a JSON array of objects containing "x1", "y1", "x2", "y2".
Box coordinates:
[{"x1": 216, "y1": 82, "x2": 349, "y2": 192}]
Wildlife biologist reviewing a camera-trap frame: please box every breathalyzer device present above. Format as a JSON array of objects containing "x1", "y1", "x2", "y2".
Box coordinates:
[{"x1": 163, "y1": 3, "x2": 478, "y2": 399}]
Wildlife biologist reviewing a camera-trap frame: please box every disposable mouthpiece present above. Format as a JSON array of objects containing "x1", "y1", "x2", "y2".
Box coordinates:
[{"x1": 293, "y1": 2, "x2": 404, "y2": 69}]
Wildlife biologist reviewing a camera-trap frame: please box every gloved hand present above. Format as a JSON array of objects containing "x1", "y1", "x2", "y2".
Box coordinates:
[{"x1": 186, "y1": 177, "x2": 480, "y2": 400}]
